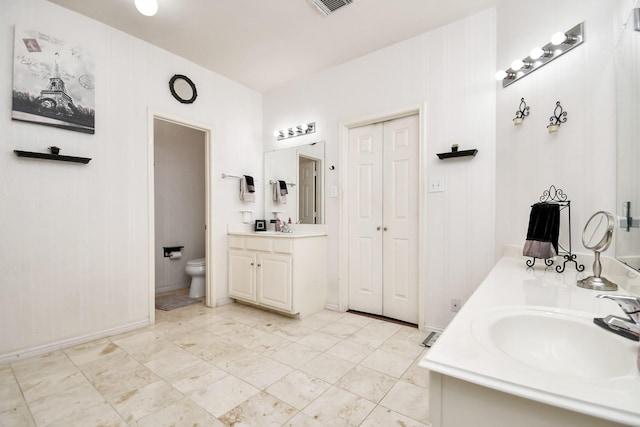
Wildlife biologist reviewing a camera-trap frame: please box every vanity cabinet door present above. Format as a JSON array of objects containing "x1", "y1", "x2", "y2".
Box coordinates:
[
  {"x1": 228, "y1": 249, "x2": 257, "y2": 302},
  {"x1": 257, "y1": 253, "x2": 292, "y2": 312}
]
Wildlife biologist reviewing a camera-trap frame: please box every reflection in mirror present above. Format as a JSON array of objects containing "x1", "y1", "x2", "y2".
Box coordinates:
[
  {"x1": 264, "y1": 142, "x2": 325, "y2": 224},
  {"x1": 578, "y1": 211, "x2": 617, "y2": 291},
  {"x1": 616, "y1": 8, "x2": 640, "y2": 270}
]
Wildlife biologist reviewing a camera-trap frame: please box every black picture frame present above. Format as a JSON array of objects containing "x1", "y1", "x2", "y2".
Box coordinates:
[
  {"x1": 254, "y1": 219, "x2": 267, "y2": 232},
  {"x1": 169, "y1": 74, "x2": 198, "y2": 104}
]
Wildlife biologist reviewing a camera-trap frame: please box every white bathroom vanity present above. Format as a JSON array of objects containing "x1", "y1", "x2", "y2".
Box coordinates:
[
  {"x1": 227, "y1": 231, "x2": 326, "y2": 317},
  {"x1": 421, "y1": 247, "x2": 640, "y2": 427}
]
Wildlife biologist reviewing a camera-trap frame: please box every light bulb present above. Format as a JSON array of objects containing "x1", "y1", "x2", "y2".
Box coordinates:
[
  {"x1": 300, "y1": 124, "x2": 309, "y2": 132},
  {"x1": 135, "y1": 0, "x2": 158, "y2": 16},
  {"x1": 551, "y1": 32, "x2": 567, "y2": 46},
  {"x1": 495, "y1": 70, "x2": 507, "y2": 81},
  {"x1": 273, "y1": 130, "x2": 280, "y2": 137},
  {"x1": 529, "y1": 47, "x2": 544, "y2": 60},
  {"x1": 511, "y1": 59, "x2": 524, "y2": 71}
]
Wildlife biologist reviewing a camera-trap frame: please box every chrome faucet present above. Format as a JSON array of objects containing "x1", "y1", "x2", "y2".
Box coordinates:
[{"x1": 596, "y1": 294, "x2": 640, "y2": 338}]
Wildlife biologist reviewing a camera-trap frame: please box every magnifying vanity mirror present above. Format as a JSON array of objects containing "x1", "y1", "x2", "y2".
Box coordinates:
[
  {"x1": 264, "y1": 141, "x2": 325, "y2": 224},
  {"x1": 615, "y1": 8, "x2": 640, "y2": 270},
  {"x1": 578, "y1": 211, "x2": 618, "y2": 291}
]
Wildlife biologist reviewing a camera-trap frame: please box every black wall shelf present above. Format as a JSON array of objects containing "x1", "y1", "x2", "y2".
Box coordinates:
[
  {"x1": 437, "y1": 149, "x2": 478, "y2": 159},
  {"x1": 14, "y1": 150, "x2": 91, "y2": 164}
]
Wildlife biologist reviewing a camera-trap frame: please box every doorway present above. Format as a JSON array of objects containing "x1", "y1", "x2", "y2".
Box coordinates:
[
  {"x1": 298, "y1": 155, "x2": 321, "y2": 224},
  {"x1": 148, "y1": 112, "x2": 213, "y2": 324},
  {"x1": 344, "y1": 113, "x2": 420, "y2": 325}
]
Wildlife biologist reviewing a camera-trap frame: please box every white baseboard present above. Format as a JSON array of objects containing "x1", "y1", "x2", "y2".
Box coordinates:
[
  {"x1": 324, "y1": 302, "x2": 341, "y2": 312},
  {"x1": 156, "y1": 284, "x2": 188, "y2": 294},
  {"x1": 214, "y1": 297, "x2": 234, "y2": 307},
  {"x1": 0, "y1": 319, "x2": 149, "y2": 364}
]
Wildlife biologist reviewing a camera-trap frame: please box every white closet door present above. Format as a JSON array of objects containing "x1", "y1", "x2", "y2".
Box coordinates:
[
  {"x1": 381, "y1": 114, "x2": 419, "y2": 324},
  {"x1": 347, "y1": 114, "x2": 419, "y2": 324},
  {"x1": 348, "y1": 122, "x2": 384, "y2": 315}
]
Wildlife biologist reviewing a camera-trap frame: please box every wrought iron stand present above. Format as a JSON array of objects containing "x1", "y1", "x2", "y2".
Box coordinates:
[{"x1": 526, "y1": 185, "x2": 585, "y2": 273}]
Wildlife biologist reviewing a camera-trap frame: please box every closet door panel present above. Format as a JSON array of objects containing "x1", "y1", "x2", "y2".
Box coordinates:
[
  {"x1": 382, "y1": 115, "x2": 419, "y2": 324},
  {"x1": 348, "y1": 123, "x2": 384, "y2": 315}
]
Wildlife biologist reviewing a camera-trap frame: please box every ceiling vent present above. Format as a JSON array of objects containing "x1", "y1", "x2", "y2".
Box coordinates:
[{"x1": 309, "y1": 0, "x2": 356, "y2": 16}]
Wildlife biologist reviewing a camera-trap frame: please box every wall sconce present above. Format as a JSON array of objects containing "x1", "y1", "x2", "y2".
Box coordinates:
[
  {"x1": 496, "y1": 22, "x2": 585, "y2": 88},
  {"x1": 513, "y1": 98, "x2": 530, "y2": 125},
  {"x1": 273, "y1": 122, "x2": 316, "y2": 141},
  {"x1": 547, "y1": 101, "x2": 567, "y2": 133}
]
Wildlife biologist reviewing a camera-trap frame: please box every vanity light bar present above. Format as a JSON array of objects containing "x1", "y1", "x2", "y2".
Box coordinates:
[
  {"x1": 496, "y1": 22, "x2": 585, "y2": 88},
  {"x1": 274, "y1": 122, "x2": 316, "y2": 141}
]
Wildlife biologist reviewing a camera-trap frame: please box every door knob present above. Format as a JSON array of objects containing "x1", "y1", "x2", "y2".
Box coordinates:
[
  {"x1": 376, "y1": 226, "x2": 381, "y2": 231},
  {"x1": 383, "y1": 227, "x2": 388, "y2": 231},
  {"x1": 250, "y1": 262, "x2": 254, "y2": 266}
]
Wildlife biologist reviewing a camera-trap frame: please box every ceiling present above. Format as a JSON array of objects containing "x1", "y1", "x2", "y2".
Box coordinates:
[{"x1": 47, "y1": 0, "x2": 502, "y2": 93}]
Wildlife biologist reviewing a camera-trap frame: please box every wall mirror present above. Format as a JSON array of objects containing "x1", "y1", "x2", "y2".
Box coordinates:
[
  {"x1": 169, "y1": 74, "x2": 198, "y2": 104},
  {"x1": 615, "y1": 9, "x2": 640, "y2": 270},
  {"x1": 264, "y1": 142, "x2": 325, "y2": 224}
]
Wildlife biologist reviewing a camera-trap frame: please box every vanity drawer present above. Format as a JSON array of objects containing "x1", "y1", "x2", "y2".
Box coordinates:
[
  {"x1": 272, "y1": 239, "x2": 293, "y2": 254},
  {"x1": 245, "y1": 237, "x2": 272, "y2": 252},
  {"x1": 228, "y1": 236, "x2": 245, "y2": 249}
]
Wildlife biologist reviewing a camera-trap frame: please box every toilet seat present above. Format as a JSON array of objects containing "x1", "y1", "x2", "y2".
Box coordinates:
[{"x1": 187, "y1": 258, "x2": 206, "y2": 267}]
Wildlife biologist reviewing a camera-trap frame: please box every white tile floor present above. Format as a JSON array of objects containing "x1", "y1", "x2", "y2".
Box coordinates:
[{"x1": 1, "y1": 301, "x2": 432, "y2": 426}]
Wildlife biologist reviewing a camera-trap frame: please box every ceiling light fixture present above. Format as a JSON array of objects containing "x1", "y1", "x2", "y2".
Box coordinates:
[
  {"x1": 496, "y1": 22, "x2": 585, "y2": 88},
  {"x1": 135, "y1": 0, "x2": 158, "y2": 16}
]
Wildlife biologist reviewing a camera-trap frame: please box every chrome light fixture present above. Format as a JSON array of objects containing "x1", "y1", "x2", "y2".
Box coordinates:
[
  {"x1": 274, "y1": 122, "x2": 316, "y2": 141},
  {"x1": 135, "y1": 0, "x2": 158, "y2": 16},
  {"x1": 496, "y1": 22, "x2": 585, "y2": 88}
]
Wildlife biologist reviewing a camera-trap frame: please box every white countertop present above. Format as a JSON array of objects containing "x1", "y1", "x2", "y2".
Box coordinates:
[
  {"x1": 228, "y1": 231, "x2": 327, "y2": 238},
  {"x1": 227, "y1": 223, "x2": 327, "y2": 238},
  {"x1": 420, "y1": 247, "x2": 640, "y2": 426}
]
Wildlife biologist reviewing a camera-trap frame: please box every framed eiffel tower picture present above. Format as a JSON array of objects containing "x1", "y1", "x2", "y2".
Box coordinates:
[{"x1": 12, "y1": 27, "x2": 95, "y2": 134}]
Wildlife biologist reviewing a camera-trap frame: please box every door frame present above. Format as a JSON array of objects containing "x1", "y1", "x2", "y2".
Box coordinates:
[
  {"x1": 338, "y1": 104, "x2": 427, "y2": 330},
  {"x1": 147, "y1": 109, "x2": 214, "y2": 324}
]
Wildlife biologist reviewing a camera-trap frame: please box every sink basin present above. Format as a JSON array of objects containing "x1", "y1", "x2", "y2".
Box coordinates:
[{"x1": 471, "y1": 307, "x2": 638, "y2": 379}]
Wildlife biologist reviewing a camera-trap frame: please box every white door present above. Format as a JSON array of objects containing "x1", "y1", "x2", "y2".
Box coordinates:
[
  {"x1": 347, "y1": 114, "x2": 419, "y2": 324},
  {"x1": 299, "y1": 157, "x2": 316, "y2": 224}
]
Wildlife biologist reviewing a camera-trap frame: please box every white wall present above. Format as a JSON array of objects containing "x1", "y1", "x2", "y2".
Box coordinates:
[
  {"x1": 494, "y1": 0, "x2": 631, "y2": 264},
  {"x1": 0, "y1": 0, "x2": 263, "y2": 360},
  {"x1": 154, "y1": 120, "x2": 206, "y2": 293},
  {"x1": 264, "y1": 9, "x2": 497, "y2": 329}
]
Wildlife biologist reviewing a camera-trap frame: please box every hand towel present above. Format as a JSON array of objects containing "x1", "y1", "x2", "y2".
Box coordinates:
[
  {"x1": 240, "y1": 176, "x2": 255, "y2": 202},
  {"x1": 523, "y1": 202, "x2": 560, "y2": 259},
  {"x1": 279, "y1": 180, "x2": 288, "y2": 196},
  {"x1": 272, "y1": 182, "x2": 287, "y2": 204},
  {"x1": 244, "y1": 175, "x2": 255, "y2": 193}
]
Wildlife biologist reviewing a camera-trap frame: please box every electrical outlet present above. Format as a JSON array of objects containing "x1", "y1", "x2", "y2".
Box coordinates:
[{"x1": 451, "y1": 299, "x2": 461, "y2": 312}]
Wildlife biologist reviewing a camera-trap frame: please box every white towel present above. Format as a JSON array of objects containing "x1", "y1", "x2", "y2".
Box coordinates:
[
  {"x1": 240, "y1": 176, "x2": 255, "y2": 202},
  {"x1": 272, "y1": 182, "x2": 287, "y2": 204}
]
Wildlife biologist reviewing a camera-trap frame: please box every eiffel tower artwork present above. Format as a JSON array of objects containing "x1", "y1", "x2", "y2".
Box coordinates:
[{"x1": 12, "y1": 28, "x2": 95, "y2": 134}]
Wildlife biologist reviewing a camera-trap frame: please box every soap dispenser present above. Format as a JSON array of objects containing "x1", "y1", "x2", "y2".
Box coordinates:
[{"x1": 275, "y1": 218, "x2": 281, "y2": 232}]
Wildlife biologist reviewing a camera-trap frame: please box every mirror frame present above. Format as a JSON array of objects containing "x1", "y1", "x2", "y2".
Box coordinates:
[{"x1": 169, "y1": 74, "x2": 198, "y2": 104}]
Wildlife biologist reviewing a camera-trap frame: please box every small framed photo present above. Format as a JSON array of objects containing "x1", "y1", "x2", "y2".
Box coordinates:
[{"x1": 254, "y1": 219, "x2": 266, "y2": 232}]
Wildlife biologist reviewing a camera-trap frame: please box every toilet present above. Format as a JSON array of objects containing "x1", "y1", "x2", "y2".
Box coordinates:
[{"x1": 185, "y1": 258, "x2": 206, "y2": 298}]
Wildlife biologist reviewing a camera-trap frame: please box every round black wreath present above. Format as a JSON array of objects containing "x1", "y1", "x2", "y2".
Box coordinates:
[{"x1": 169, "y1": 74, "x2": 198, "y2": 104}]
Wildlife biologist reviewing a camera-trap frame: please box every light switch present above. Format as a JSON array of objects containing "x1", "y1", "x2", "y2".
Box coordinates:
[
  {"x1": 428, "y1": 177, "x2": 445, "y2": 193},
  {"x1": 330, "y1": 185, "x2": 338, "y2": 198}
]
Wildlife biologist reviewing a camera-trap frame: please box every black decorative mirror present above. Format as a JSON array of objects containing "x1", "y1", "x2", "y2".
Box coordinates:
[{"x1": 169, "y1": 74, "x2": 197, "y2": 104}]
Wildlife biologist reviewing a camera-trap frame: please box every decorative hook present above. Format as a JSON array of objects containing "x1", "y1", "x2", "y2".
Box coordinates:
[
  {"x1": 513, "y1": 98, "x2": 530, "y2": 125},
  {"x1": 547, "y1": 101, "x2": 567, "y2": 132}
]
